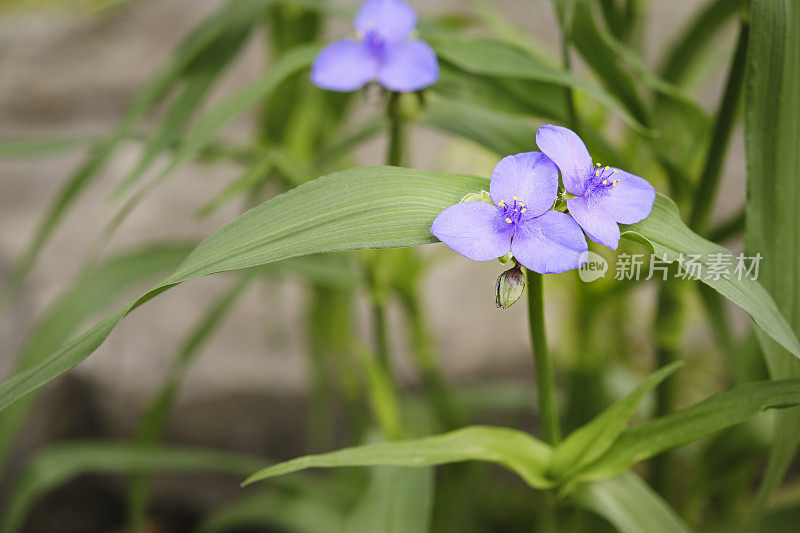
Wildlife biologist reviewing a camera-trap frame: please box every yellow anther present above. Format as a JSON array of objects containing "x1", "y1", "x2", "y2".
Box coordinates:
[
  {"x1": 595, "y1": 162, "x2": 601, "y2": 167},
  {"x1": 602, "y1": 180, "x2": 608, "y2": 185},
  {"x1": 612, "y1": 180, "x2": 618, "y2": 186},
  {"x1": 604, "y1": 166, "x2": 609, "y2": 171},
  {"x1": 521, "y1": 208, "x2": 527, "y2": 213},
  {"x1": 513, "y1": 196, "x2": 518, "y2": 201},
  {"x1": 499, "y1": 200, "x2": 505, "y2": 207},
  {"x1": 519, "y1": 202, "x2": 524, "y2": 207},
  {"x1": 613, "y1": 169, "x2": 619, "y2": 173},
  {"x1": 505, "y1": 218, "x2": 512, "y2": 224},
  {"x1": 595, "y1": 170, "x2": 600, "y2": 176}
]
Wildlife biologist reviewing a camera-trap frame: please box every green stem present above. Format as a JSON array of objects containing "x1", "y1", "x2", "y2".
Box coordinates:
[
  {"x1": 558, "y1": 14, "x2": 577, "y2": 130},
  {"x1": 386, "y1": 91, "x2": 406, "y2": 167},
  {"x1": 527, "y1": 270, "x2": 560, "y2": 445}
]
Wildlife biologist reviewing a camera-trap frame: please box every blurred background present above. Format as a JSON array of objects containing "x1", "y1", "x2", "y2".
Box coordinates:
[{"x1": 0, "y1": 0, "x2": 752, "y2": 531}]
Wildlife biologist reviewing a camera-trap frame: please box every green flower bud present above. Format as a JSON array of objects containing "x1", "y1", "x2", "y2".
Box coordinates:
[{"x1": 495, "y1": 265, "x2": 526, "y2": 309}]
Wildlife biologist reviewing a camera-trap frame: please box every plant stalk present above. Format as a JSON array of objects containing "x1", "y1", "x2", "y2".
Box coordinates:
[{"x1": 527, "y1": 270, "x2": 561, "y2": 445}]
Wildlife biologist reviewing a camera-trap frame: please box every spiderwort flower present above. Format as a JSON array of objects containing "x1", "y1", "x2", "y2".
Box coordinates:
[
  {"x1": 536, "y1": 124, "x2": 656, "y2": 250},
  {"x1": 431, "y1": 152, "x2": 588, "y2": 274},
  {"x1": 310, "y1": 0, "x2": 438, "y2": 93}
]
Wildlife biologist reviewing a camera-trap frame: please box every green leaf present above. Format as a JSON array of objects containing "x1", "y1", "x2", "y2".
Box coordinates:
[
  {"x1": 567, "y1": 0, "x2": 650, "y2": 125},
  {"x1": 150, "y1": 42, "x2": 320, "y2": 190},
  {"x1": 0, "y1": 0, "x2": 266, "y2": 303},
  {"x1": 0, "y1": 167, "x2": 484, "y2": 415},
  {"x1": 112, "y1": 21, "x2": 254, "y2": 198},
  {"x1": 548, "y1": 362, "x2": 683, "y2": 480},
  {"x1": 0, "y1": 243, "x2": 193, "y2": 474},
  {"x1": 199, "y1": 491, "x2": 346, "y2": 533},
  {"x1": 345, "y1": 466, "x2": 434, "y2": 533},
  {"x1": 573, "y1": 379, "x2": 800, "y2": 482},
  {"x1": 0, "y1": 137, "x2": 96, "y2": 158},
  {"x1": 421, "y1": 97, "x2": 535, "y2": 156},
  {"x1": 743, "y1": 0, "x2": 800, "y2": 524},
  {"x1": 570, "y1": 472, "x2": 690, "y2": 533},
  {"x1": 660, "y1": 0, "x2": 741, "y2": 85},
  {"x1": 242, "y1": 426, "x2": 554, "y2": 489},
  {"x1": 2, "y1": 442, "x2": 267, "y2": 533},
  {"x1": 623, "y1": 193, "x2": 800, "y2": 360},
  {"x1": 430, "y1": 36, "x2": 648, "y2": 131}
]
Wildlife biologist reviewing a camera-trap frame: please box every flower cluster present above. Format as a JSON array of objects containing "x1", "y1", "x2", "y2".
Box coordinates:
[
  {"x1": 431, "y1": 125, "x2": 656, "y2": 275},
  {"x1": 311, "y1": 0, "x2": 438, "y2": 93}
]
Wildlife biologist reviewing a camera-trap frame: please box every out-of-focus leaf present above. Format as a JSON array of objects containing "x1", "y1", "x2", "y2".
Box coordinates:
[
  {"x1": 0, "y1": 137, "x2": 96, "y2": 158},
  {"x1": 243, "y1": 426, "x2": 554, "y2": 489},
  {"x1": 549, "y1": 362, "x2": 683, "y2": 480},
  {"x1": 432, "y1": 66, "x2": 569, "y2": 122},
  {"x1": 567, "y1": 0, "x2": 649, "y2": 125},
  {"x1": 196, "y1": 148, "x2": 276, "y2": 218},
  {"x1": 346, "y1": 466, "x2": 434, "y2": 533},
  {"x1": 573, "y1": 379, "x2": 800, "y2": 482},
  {"x1": 623, "y1": 194, "x2": 800, "y2": 360},
  {"x1": 421, "y1": 98, "x2": 534, "y2": 156},
  {"x1": 0, "y1": 167, "x2": 484, "y2": 415},
  {"x1": 2, "y1": 442, "x2": 267, "y2": 533},
  {"x1": 199, "y1": 491, "x2": 346, "y2": 533},
  {"x1": 430, "y1": 36, "x2": 647, "y2": 131},
  {"x1": 570, "y1": 472, "x2": 690, "y2": 533},
  {"x1": 0, "y1": 0, "x2": 268, "y2": 303},
  {"x1": 113, "y1": 21, "x2": 254, "y2": 197},
  {"x1": 660, "y1": 0, "x2": 740, "y2": 85},
  {"x1": 126, "y1": 273, "x2": 255, "y2": 530},
  {"x1": 150, "y1": 42, "x2": 320, "y2": 189},
  {"x1": 0, "y1": 243, "x2": 193, "y2": 473},
  {"x1": 743, "y1": 0, "x2": 800, "y2": 524}
]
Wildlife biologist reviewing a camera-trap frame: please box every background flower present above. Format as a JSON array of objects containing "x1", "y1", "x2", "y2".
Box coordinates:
[{"x1": 310, "y1": 0, "x2": 438, "y2": 92}]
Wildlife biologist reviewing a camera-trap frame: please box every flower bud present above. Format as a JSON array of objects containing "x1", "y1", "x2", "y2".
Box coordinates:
[{"x1": 495, "y1": 265, "x2": 526, "y2": 309}]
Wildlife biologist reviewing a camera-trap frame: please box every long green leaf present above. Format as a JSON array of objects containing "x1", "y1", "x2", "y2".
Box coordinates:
[
  {"x1": 431, "y1": 36, "x2": 647, "y2": 131},
  {"x1": 570, "y1": 472, "x2": 690, "y2": 533},
  {"x1": 0, "y1": 0, "x2": 265, "y2": 303},
  {"x1": 113, "y1": 22, "x2": 254, "y2": 198},
  {"x1": 743, "y1": 0, "x2": 800, "y2": 524},
  {"x1": 0, "y1": 137, "x2": 96, "y2": 158},
  {"x1": 623, "y1": 194, "x2": 800, "y2": 360},
  {"x1": 199, "y1": 491, "x2": 346, "y2": 533},
  {"x1": 574, "y1": 379, "x2": 800, "y2": 482},
  {"x1": 0, "y1": 168, "x2": 797, "y2": 424},
  {"x1": 2, "y1": 442, "x2": 267, "y2": 533},
  {"x1": 0, "y1": 243, "x2": 193, "y2": 474},
  {"x1": 548, "y1": 362, "x2": 683, "y2": 480},
  {"x1": 0, "y1": 168, "x2": 482, "y2": 415},
  {"x1": 345, "y1": 466, "x2": 434, "y2": 533},
  {"x1": 242, "y1": 426, "x2": 554, "y2": 489}
]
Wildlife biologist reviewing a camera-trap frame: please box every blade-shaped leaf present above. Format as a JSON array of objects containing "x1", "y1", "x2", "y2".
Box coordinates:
[
  {"x1": 623, "y1": 193, "x2": 800, "y2": 360},
  {"x1": 573, "y1": 379, "x2": 800, "y2": 482},
  {"x1": 743, "y1": 0, "x2": 800, "y2": 523},
  {"x1": 0, "y1": 168, "x2": 484, "y2": 415},
  {"x1": 242, "y1": 426, "x2": 554, "y2": 489},
  {"x1": 570, "y1": 472, "x2": 690, "y2": 533},
  {"x1": 346, "y1": 466, "x2": 434, "y2": 533},
  {"x1": 0, "y1": 0, "x2": 268, "y2": 303},
  {"x1": 431, "y1": 36, "x2": 647, "y2": 131},
  {"x1": 548, "y1": 362, "x2": 683, "y2": 480},
  {"x1": 199, "y1": 491, "x2": 346, "y2": 533},
  {"x1": 0, "y1": 243, "x2": 193, "y2": 473},
  {"x1": 2, "y1": 442, "x2": 268, "y2": 533}
]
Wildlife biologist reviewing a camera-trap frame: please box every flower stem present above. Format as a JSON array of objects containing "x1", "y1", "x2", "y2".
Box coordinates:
[
  {"x1": 386, "y1": 91, "x2": 406, "y2": 166},
  {"x1": 527, "y1": 270, "x2": 561, "y2": 445}
]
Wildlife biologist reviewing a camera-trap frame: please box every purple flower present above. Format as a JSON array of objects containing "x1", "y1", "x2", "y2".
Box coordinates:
[
  {"x1": 536, "y1": 124, "x2": 656, "y2": 250},
  {"x1": 310, "y1": 0, "x2": 438, "y2": 93},
  {"x1": 431, "y1": 152, "x2": 588, "y2": 274}
]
